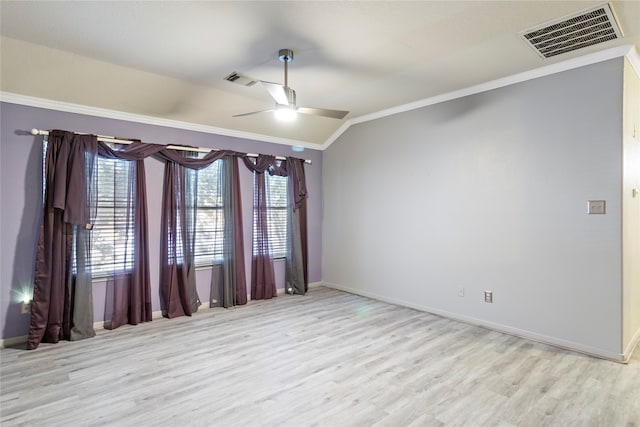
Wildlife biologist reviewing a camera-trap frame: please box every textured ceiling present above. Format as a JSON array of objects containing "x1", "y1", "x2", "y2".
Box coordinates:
[{"x1": 1, "y1": 1, "x2": 639, "y2": 147}]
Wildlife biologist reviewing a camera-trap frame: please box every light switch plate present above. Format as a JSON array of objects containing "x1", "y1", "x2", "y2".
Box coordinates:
[{"x1": 588, "y1": 200, "x2": 606, "y2": 214}]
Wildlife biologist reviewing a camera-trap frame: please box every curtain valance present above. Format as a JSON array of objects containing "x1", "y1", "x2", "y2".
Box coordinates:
[{"x1": 49, "y1": 129, "x2": 306, "y2": 172}]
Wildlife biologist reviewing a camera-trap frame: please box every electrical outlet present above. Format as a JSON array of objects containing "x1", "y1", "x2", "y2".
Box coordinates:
[
  {"x1": 21, "y1": 301, "x2": 32, "y2": 314},
  {"x1": 484, "y1": 291, "x2": 493, "y2": 303},
  {"x1": 458, "y1": 287, "x2": 465, "y2": 297}
]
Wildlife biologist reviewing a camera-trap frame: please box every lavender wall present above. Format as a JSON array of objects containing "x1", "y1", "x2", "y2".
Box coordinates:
[{"x1": 0, "y1": 102, "x2": 323, "y2": 341}]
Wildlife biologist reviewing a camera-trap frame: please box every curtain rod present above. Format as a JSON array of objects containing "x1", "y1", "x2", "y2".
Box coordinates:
[{"x1": 30, "y1": 129, "x2": 311, "y2": 164}]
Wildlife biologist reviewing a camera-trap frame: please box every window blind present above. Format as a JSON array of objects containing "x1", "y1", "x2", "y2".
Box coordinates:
[
  {"x1": 91, "y1": 156, "x2": 135, "y2": 276},
  {"x1": 253, "y1": 173, "x2": 288, "y2": 259},
  {"x1": 191, "y1": 160, "x2": 224, "y2": 266}
]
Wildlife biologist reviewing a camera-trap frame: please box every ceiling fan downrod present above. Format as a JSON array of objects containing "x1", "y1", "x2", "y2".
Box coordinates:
[
  {"x1": 278, "y1": 48, "x2": 294, "y2": 86},
  {"x1": 279, "y1": 49, "x2": 295, "y2": 105}
]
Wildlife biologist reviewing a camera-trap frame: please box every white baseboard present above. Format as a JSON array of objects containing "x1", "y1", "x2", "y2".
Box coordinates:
[
  {"x1": 623, "y1": 326, "x2": 640, "y2": 362},
  {"x1": 0, "y1": 335, "x2": 28, "y2": 348},
  {"x1": 321, "y1": 281, "x2": 628, "y2": 363}
]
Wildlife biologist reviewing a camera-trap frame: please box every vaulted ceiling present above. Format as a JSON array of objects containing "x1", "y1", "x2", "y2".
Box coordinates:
[{"x1": 1, "y1": 1, "x2": 639, "y2": 148}]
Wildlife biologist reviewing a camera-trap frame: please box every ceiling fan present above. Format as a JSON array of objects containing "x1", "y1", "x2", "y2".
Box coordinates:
[{"x1": 224, "y1": 49, "x2": 349, "y2": 120}]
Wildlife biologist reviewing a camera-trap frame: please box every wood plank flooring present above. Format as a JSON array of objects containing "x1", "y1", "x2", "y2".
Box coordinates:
[{"x1": 1, "y1": 286, "x2": 639, "y2": 426}]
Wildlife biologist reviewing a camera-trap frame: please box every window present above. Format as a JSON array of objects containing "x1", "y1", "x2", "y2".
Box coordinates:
[
  {"x1": 253, "y1": 172, "x2": 288, "y2": 259},
  {"x1": 42, "y1": 140, "x2": 135, "y2": 278},
  {"x1": 91, "y1": 156, "x2": 135, "y2": 277},
  {"x1": 188, "y1": 160, "x2": 224, "y2": 266}
]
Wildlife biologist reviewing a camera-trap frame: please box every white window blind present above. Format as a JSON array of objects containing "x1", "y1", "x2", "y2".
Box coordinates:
[
  {"x1": 190, "y1": 160, "x2": 224, "y2": 266},
  {"x1": 91, "y1": 156, "x2": 135, "y2": 277},
  {"x1": 42, "y1": 140, "x2": 135, "y2": 277},
  {"x1": 253, "y1": 172, "x2": 288, "y2": 259}
]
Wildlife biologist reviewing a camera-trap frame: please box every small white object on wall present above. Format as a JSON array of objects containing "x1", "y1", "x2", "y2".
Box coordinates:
[{"x1": 587, "y1": 200, "x2": 606, "y2": 214}]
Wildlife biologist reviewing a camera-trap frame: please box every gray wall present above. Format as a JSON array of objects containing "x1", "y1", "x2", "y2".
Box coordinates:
[
  {"x1": 322, "y1": 59, "x2": 625, "y2": 359},
  {"x1": 0, "y1": 102, "x2": 323, "y2": 340}
]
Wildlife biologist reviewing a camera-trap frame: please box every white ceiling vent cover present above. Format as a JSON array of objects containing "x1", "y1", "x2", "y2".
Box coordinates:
[
  {"x1": 223, "y1": 71, "x2": 258, "y2": 87},
  {"x1": 520, "y1": 3, "x2": 622, "y2": 59}
]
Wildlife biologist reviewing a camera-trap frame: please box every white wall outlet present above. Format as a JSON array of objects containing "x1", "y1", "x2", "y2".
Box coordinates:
[
  {"x1": 458, "y1": 287, "x2": 465, "y2": 297},
  {"x1": 484, "y1": 291, "x2": 493, "y2": 303},
  {"x1": 21, "y1": 301, "x2": 32, "y2": 314}
]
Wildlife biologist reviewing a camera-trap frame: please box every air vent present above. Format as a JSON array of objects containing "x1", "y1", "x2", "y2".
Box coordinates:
[
  {"x1": 223, "y1": 71, "x2": 258, "y2": 87},
  {"x1": 520, "y1": 4, "x2": 622, "y2": 59}
]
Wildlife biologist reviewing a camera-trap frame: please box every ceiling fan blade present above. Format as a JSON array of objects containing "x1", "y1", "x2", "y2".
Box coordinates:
[
  {"x1": 232, "y1": 109, "x2": 275, "y2": 117},
  {"x1": 297, "y1": 107, "x2": 349, "y2": 120},
  {"x1": 260, "y1": 81, "x2": 290, "y2": 105}
]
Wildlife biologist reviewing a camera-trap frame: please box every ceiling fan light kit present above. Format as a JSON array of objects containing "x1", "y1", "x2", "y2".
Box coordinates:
[
  {"x1": 227, "y1": 48, "x2": 349, "y2": 121},
  {"x1": 275, "y1": 104, "x2": 298, "y2": 121}
]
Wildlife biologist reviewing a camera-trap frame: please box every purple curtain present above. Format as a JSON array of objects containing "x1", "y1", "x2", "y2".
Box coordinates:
[
  {"x1": 158, "y1": 151, "x2": 238, "y2": 317},
  {"x1": 270, "y1": 157, "x2": 308, "y2": 295},
  {"x1": 242, "y1": 155, "x2": 277, "y2": 300},
  {"x1": 97, "y1": 143, "x2": 232, "y2": 323},
  {"x1": 28, "y1": 131, "x2": 98, "y2": 350},
  {"x1": 231, "y1": 157, "x2": 248, "y2": 305},
  {"x1": 182, "y1": 152, "x2": 201, "y2": 313},
  {"x1": 108, "y1": 159, "x2": 153, "y2": 329},
  {"x1": 239, "y1": 155, "x2": 309, "y2": 297},
  {"x1": 210, "y1": 156, "x2": 248, "y2": 308},
  {"x1": 252, "y1": 172, "x2": 277, "y2": 299},
  {"x1": 132, "y1": 160, "x2": 153, "y2": 323},
  {"x1": 286, "y1": 159, "x2": 306, "y2": 209},
  {"x1": 160, "y1": 161, "x2": 191, "y2": 318},
  {"x1": 285, "y1": 157, "x2": 309, "y2": 293},
  {"x1": 30, "y1": 129, "x2": 307, "y2": 347},
  {"x1": 300, "y1": 200, "x2": 308, "y2": 287},
  {"x1": 98, "y1": 142, "x2": 163, "y2": 330}
]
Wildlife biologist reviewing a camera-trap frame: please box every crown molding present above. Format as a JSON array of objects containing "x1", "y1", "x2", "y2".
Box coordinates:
[
  {"x1": 625, "y1": 45, "x2": 640, "y2": 77},
  {"x1": 321, "y1": 44, "x2": 636, "y2": 150},
  {"x1": 2, "y1": 44, "x2": 635, "y2": 152},
  {"x1": 0, "y1": 92, "x2": 321, "y2": 150}
]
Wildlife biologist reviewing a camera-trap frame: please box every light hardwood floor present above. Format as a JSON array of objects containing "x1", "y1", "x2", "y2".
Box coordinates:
[{"x1": 1, "y1": 286, "x2": 639, "y2": 426}]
